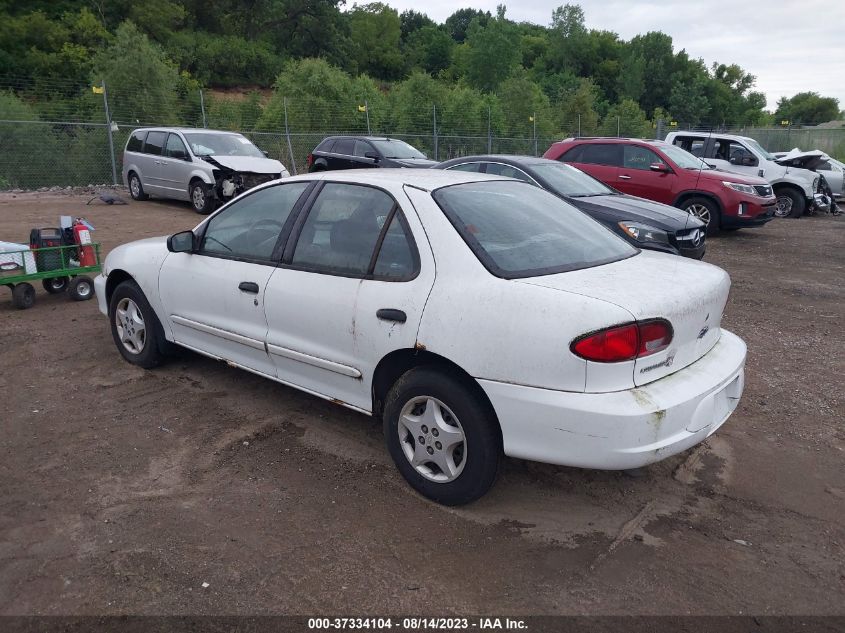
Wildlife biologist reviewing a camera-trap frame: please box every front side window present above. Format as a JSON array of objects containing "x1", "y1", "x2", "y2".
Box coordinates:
[
  {"x1": 165, "y1": 133, "x2": 189, "y2": 159},
  {"x1": 290, "y1": 183, "x2": 405, "y2": 278},
  {"x1": 143, "y1": 131, "x2": 166, "y2": 156},
  {"x1": 200, "y1": 182, "x2": 310, "y2": 261},
  {"x1": 530, "y1": 162, "x2": 615, "y2": 197},
  {"x1": 623, "y1": 145, "x2": 664, "y2": 170},
  {"x1": 353, "y1": 140, "x2": 374, "y2": 157},
  {"x1": 369, "y1": 139, "x2": 426, "y2": 159},
  {"x1": 660, "y1": 143, "x2": 711, "y2": 170},
  {"x1": 433, "y1": 180, "x2": 636, "y2": 279}
]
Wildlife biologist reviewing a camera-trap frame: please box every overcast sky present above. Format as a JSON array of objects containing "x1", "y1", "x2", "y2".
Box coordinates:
[{"x1": 380, "y1": 0, "x2": 845, "y2": 111}]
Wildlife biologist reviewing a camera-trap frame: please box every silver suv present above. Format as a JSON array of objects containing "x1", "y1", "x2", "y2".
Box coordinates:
[{"x1": 122, "y1": 128, "x2": 290, "y2": 214}]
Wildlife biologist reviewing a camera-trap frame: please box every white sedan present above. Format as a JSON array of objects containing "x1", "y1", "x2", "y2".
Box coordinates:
[{"x1": 95, "y1": 170, "x2": 746, "y2": 505}]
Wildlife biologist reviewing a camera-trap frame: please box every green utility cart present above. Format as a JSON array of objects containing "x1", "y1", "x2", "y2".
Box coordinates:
[{"x1": 0, "y1": 242, "x2": 102, "y2": 310}]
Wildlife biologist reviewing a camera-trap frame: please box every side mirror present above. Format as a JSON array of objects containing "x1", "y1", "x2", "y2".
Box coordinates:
[
  {"x1": 741, "y1": 156, "x2": 757, "y2": 167},
  {"x1": 167, "y1": 230, "x2": 195, "y2": 253},
  {"x1": 649, "y1": 162, "x2": 670, "y2": 173},
  {"x1": 174, "y1": 151, "x2": 190, "y2": 161},
  {"x1": 364, "y1": 151, "x2": 380, "y2": 162}
]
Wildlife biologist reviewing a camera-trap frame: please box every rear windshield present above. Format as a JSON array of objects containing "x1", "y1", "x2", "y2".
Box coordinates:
[
  {"x1": 433, "y1": 180, "x2": 637, "y2": 279},
  {"x1": 529, "y1": 162, "x2": 615, "y2": 197}
]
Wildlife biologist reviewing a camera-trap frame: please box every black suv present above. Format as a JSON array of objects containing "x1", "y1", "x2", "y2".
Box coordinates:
[{"x1": 307, "y1": 136, "x2": 436, "y2": 172}]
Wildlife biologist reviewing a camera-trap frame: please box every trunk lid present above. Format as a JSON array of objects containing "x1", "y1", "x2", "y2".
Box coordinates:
[{"x1": 517, "y1": 251, "x2": 730, "y2": 386}]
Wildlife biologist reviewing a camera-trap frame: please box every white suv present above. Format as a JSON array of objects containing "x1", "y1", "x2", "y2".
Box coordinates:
[{"x1": 665, "y1": 131, "x2": 825, "y2": 217}]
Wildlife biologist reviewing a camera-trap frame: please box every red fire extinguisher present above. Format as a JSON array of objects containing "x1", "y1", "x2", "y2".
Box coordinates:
[{"x1": 72, "y1": 217, "x2": 96, "y2": 268}]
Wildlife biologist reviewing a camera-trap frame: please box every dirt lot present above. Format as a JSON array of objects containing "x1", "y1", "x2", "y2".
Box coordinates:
[{"x1": 0, "y1": 190, "x2": 843, "y2": 617}]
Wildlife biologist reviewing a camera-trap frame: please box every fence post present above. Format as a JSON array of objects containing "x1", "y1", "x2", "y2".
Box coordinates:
[
  {"x1": 432, "y1": 104, "x2": 439, "y2": 162},
  {"x1": 533, "y1": 112, "x2": 537, "y2": 157},
  {"x1": 617, "y1": 116, "x2": 620, "y2": 138},
  {"x1": 199, "y1": 89, "x2": 207, "y2": 128},
  {"x1": 284, "y1": 97, "x2": 297, "y2": 175},
  {"x1": 656, "y1": 118, "x2": 665, "y2": 140},
  {"x1": 487, "y1": 106, "x2": 492, "y2": 153},
  {"x1": 101, "y1": 80, "x2": 118, "y2": 186},
  {"x1": 365, "y1": 99, "x2": 371, "y2": 134},
  {"x1": 578, "y1": 113, "x2": 581, "y2": 137}
]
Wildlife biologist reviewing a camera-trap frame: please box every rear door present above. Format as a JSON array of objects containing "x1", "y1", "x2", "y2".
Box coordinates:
[
  {"x1": 330, "y1": 138, "x2": 356, "y2": 170},
  {"x1": 618, "y1": 144, "x2": 675, "y2": 204},
  {"x1": 263, "y1": 181, "x2": 435, "y2": 411},
  {"x1": 156, "y1": 133, "x2": 193, "y2": 199},
  {"x1": 561, "y1": 143, "x2": 622, "y2": 189},
  {"x1": 140, "y1": 131, "x2": 167, "y2": 193},
  {"x1": 158, "y1": 181, "x2": 311, "y2": 376}
]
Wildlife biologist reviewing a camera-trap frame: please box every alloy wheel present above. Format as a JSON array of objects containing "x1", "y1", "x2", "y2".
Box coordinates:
[
  {"x1": 775, "y1": 195, "x2": 793, "y2": 217},
  {"x1": 130, "y1": 176, "x2": 140, "y2": 198},
  {"x1": 115, "y1": 297, "x2": 146, "y2": 354},
  {"x1": 397, "y1": 396, "x2": 466, "y2": 483},
  {"x1": 192, "y1": 185, "x2": 205, "y2": 210},
  {"x1": 686, "y1": 204, "x2": 711, "y2": 226}
]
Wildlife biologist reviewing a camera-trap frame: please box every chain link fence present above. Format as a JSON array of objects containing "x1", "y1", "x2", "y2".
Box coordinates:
[{"x1": 2, "y1": 76, "x2": 844, "y2": 190}]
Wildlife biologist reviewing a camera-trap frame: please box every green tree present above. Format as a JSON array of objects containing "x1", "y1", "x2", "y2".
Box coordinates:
[
  {"x1": 404, "y1": 25, "x2": 454, "y2": 75},
  {"x1": 444, "y1": 8, "x2": 491, "y2": 43},
  {"x1": 348, "y1": 3, "x2": 404, "y2": 79},
  {"x1": 628, "y1": 32, "x2": 675, "y2": 116},
  {"x1": 497, "y1": 74, "x2": 554, "y2": 139},
  {"x1": 775, "y1": 92, "x2": 840, "y2": 125},
  {"x1": 599, "y1": 98, "x2": 651, "y2": 137},
  {"x1": 558, "y1": 78, "x2": 600, "y2": 135},
  {"x1": 91, "y1": 21, "x2": 180, "y2": 124},
  {"x1": 464, "y1": 6, "x2": 521, "y2": 93}
]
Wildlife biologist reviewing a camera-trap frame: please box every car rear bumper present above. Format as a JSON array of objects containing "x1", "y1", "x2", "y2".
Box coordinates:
[{"x1": 479, "y1": 329, "x2": 746, "y2": 470}]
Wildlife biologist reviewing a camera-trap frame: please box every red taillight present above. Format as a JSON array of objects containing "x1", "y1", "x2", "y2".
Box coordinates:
[
  {"x1": 306, "y1": 153, "x2": 313, "y2": 167},
  {"x1": 571, "y1": 320, "x2": 673, "y2": 363}
]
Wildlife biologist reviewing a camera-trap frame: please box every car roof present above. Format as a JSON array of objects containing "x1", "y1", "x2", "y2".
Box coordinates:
[
  {"x1": 554, "y1": 137, "x2": 669, "y2": 147},
  {"x1": 323, "y1": 136, "x2": 404, "y2": 142},
  {"x1": 133, "y1": 127, "x2": 243, "y2": 136},
  {"x1": 271, "y1": 168, "x2": 514, "y2": 191},
  {"x1": 436, "y1": 155, "x2": 565, "y2": 168}
]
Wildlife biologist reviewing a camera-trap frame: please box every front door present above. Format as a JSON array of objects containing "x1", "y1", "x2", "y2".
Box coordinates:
[
  {"x1": 263, "y1": 181, "x2": 435, "y2": 411},
  {"x1": 617, "y1": 144, "x2": 676, "y2": 204},
  {"x1": 156, "y1": 133, "x2": 194, "y2": 200},
  {"x1": 158, "y1": 181, "x2": 311, "y2": 375}
]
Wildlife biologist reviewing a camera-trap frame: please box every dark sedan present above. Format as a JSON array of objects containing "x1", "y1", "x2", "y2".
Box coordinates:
[
  {"x1": 308, "y1": 136, "x2": 437, "y2": 172},
  {"x1": 434, "y1": 155, "x2": 706, "y2": 259}
]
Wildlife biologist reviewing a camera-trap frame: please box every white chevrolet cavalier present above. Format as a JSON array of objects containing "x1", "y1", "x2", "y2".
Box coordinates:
[{"x1": 95, "y1": 170, "x2": 746, "y2": 505}]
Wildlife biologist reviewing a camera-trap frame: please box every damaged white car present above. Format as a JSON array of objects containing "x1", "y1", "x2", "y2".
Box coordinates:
[{"x1": 123, "y1": 128, "x2": 290, "y2": 214}]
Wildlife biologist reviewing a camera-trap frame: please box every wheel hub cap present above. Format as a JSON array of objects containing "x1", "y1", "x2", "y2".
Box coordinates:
[
  {"x1": 686, "y1": 204, "x2": 711, "y2": 225},
  {"x1": 398, "y1": 396, "x2": 466, "y2": 483},
  {"x1": 193, "y1": 187, "x2": 204, "y2": 208},
  {"x1": 115, "y1": 298, "x2": 146, "y2": 354},
  {"x1": 775, "y1": 195, "x2": 793, "y2": 217},
  {"x1": 131, "y1": 178, "x2": 140, "y2": 196}
]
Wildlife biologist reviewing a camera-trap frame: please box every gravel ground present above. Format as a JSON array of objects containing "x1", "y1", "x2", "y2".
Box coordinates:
[{"x1": 0, "y1": 190, "x2": 843, "y2": 616}]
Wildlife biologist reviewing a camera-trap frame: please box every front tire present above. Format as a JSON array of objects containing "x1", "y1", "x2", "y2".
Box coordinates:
[
  {"x1": 383, "y1": 368, "x2": 501, "y2": 505},
  {"x1": 128, "y1": 172, "x2": 149, "y2": 201},
  {"x1": 774, "y1": 188, "x2": 805, "y2": 218},
  {"x1": 681, "y1": 197, "x2": 720, "y2": 235},
  {"x1": 108, "y1": 280, "x2": 168, "y2": 369},
  {"x1": 190, "y1": 180, "x2": 217, "y2": 215}
]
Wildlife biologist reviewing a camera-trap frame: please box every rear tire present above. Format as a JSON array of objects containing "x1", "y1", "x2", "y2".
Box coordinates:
[
  {"x1": 774, "y1": 188, "x2": 805, "y2": 218},
  {"x1": 128, "y1": 172, "x2": 148, "y2": 201},
  {"x1": 383, "y1": 367, "x2": 501, "y2": 505},
  {"x1": 42, "y1": 277, "x2": 69, "y2": 294},
  {"x1": 68, "y1": 276, "x2": 94, "y2": 301},
  {"x1": 680, "y1": 197, "x2": 720, "y2": 235},
  {"x1": 108, "y1": 280, "x2": 168, "y2": 369},
  {"x1": 12, "y1": 283, "x2": 35, "y2": 309},
  {"x1": 190, "y1": 180, "x2": 217, "y2": 215}
]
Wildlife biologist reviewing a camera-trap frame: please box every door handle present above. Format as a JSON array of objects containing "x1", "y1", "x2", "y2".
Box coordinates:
[
  {"x1": 238, "y1": 281, "x2": 260, "y2": 294},
  {"x1": 619, "y1": 174, "x2": 632, "y2": 180},
  {"x1": 377, "y1": 309, "x2": 407, "y2": 323}
]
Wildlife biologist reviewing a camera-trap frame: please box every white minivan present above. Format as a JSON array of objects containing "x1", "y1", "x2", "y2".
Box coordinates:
[{"x1": 122, "y1": 128, "x2": 290, "y2": 214}]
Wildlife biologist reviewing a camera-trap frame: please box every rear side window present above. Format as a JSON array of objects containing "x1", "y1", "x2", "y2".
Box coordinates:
[
  {"x1": 126, "y1": 130, "x2": 146, "y2": 152},
  {"x1": 433, "y1": 180, "x2": 636, "y2": 279},
  {"x1": 446, "y1": 162, "x2": 483, "y2": 173},
  {"x1": 334, "y1": 138, "x2": 354, "y2": 155},
  {"x1": 577, "y1": 144, "x2": 622, "y2": 166},
  {"x1": 483, "y1": 163, "x2": 535, "y2": 183},
  {"x1": 290, "y1": 183, "x2": 414, "y2": 279},
  {"x1": 316, "y1": 138, "x2": 336, "y2": 152},
  {"x1": 143, "y1": 131, "x2": 166, "y2": 156}
]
